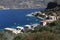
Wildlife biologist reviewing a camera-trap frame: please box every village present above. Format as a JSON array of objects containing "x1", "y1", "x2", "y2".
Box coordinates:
[
  {"x1": 0, "y1": 0, "x2": 60, "y2": 40},
  {"x1": 4, "y1": 5, "x2": 60, "y2": 34}
]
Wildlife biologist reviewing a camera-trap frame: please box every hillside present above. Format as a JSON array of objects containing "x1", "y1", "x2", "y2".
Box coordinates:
[{"x1": 0, "y1": 0, "x2": 49, "y2": 9}]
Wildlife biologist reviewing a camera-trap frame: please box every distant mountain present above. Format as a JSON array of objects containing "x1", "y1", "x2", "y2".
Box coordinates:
[{"x1": 0, "y1": 0, "x2": 53, "y2": 9}]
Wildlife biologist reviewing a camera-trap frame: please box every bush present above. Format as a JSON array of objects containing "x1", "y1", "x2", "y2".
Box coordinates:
[
  {"x1": 22, "y1": 31, "x2": 58, "y2": 40},
  {"x1": 0, "y1": 32, "x2": 7, "y2": 40}
]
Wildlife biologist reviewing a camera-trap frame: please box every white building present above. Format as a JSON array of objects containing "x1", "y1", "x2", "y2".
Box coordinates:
[
  {"x1": 40, "y1": 15, "x2": 57, "y2": 26},
  {"x1": 31, "y1": 24, "x2": 40, "y2": 30},
  {"x1": 40, "y1": 20, "x2": 48, "y2": 26},
  {"x1": 4, "y1": 26, "x2": 23, "y2": 34},
  {"x1": 23, "y1": 25, "x2": 31, "y2": 32}
]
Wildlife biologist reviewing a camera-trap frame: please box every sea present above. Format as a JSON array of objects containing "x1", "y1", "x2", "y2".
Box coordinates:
[{"x1": 0, "y1": 8, "x2": 44, "y2": 30}]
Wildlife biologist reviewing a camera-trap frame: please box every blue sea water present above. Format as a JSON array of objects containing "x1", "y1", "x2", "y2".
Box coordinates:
[{"x1": 0, "y1": 8, "x2": 44, "y2": 30}]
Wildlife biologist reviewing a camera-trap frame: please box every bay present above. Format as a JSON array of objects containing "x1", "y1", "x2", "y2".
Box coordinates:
[{"x1": 0, "y1": 8, "x2": 44, "y2": 30}]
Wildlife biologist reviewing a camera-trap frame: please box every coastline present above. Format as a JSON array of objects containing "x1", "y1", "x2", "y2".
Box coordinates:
[{"x1": 0, "y1": 8, "x2": 44, "y2": 30}]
